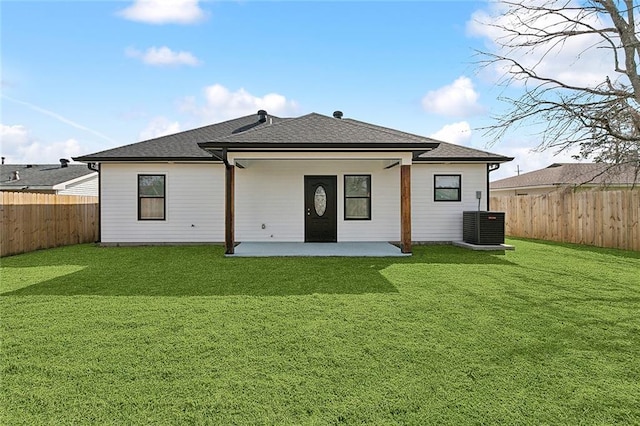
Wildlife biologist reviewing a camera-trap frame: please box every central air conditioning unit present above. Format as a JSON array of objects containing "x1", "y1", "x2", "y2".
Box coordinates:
[{"x1": 463, "y1": 211, "x2": 505, "y2": 245}]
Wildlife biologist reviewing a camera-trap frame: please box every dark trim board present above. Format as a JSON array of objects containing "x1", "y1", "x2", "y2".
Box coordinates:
[
  {"x1": 97, "y1": 163, "x2": 101, "y2": 243},
  {"x1": 415, "y1": 157, "x2": 514, "y2": 162},
  {"x1": 75, "y1": 156, "x2": 220, "y2": 162},
  {"x1": 486, "y1": 164, "x2": 490, "y2": 211},
  {"x1": 199, "y1": 142, "x2": 439, "y2": 150}
]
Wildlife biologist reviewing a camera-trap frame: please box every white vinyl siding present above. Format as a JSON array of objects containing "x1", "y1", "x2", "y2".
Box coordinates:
[
  {"x1": 412, "y1": 163, "x2": 487, "y2": 242},
  {"x1": 100, "y1": 163, "x2": 224, "y2": 243},
  {"x1": 100, "y1": 161, "x2": 491, "y2": 244},
  {"x1": 235, "y1": 160, "x2": 400, "y2": 242},
  {"x1": 57, "y1": 174, "x2": 99, "y2": 196}
]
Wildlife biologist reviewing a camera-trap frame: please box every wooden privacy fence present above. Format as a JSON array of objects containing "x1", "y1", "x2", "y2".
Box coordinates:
[
  {"x1": 1, "y1": 192, "x2": 98, "y2": 257},
  {"x1": 490, "y1": 190, "x2": 640, "y2": 251}
]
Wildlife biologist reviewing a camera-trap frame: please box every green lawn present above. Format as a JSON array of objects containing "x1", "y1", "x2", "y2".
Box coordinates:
[{"x1": 1, "y1": 240, "x2": 639, "y2": 425}]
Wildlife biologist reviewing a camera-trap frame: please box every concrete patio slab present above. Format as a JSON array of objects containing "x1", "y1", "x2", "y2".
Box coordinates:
[
  {"x1": 228, "y1": 242, "x2": 411, "y2": 257},
  {"x1": 452, "y1": 241, "x2": 515, "y2": 252}
]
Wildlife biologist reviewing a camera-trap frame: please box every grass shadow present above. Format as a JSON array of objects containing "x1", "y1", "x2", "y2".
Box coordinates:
[
  {"x1": 508, "y1": 237, "x2": 640, "y2": 260},
  {"x1": 0, "y1": 244, "x2": 515, "y2": 297}
]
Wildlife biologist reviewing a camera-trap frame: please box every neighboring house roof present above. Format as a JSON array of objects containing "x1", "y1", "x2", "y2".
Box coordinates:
[
  {"x1": 491, "y1": 163, "x2": 639, "y2": 190},
  {"x1": 75, "y1": 111, "x2": 513, "y2": 163},
  {"x1": 0, "y1": 164, "x2": 97, "y2": 191}
]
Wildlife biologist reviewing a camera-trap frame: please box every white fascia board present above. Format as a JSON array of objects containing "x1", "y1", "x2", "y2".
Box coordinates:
[{"x1": 52, "y1": 172, "x2": 98, "y2": 190}]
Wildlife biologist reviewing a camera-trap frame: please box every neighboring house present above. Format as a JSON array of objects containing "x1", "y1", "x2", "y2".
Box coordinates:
[
  {"x1": 491, "y1": 163, "x2": 639, "y2": 196},
  {"x1": 75, "y1": 110, "x2": 513, "y2": 253},
  {"x1": 0, "y1": 160, "x2": 98, "y2": 196}
]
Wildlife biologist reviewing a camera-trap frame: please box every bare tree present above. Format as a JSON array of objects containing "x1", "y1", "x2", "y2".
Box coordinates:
[{"x1": 477, "y1": 0, "x2": 640, "y2": 172}]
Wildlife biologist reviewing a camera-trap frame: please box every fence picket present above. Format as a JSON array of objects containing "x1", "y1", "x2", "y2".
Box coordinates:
[
  {"x1": 0, "y1": 192, "x2": 98, "y2": 257},
  {"x1": 491, "y1": 189, "x2": 640, "y2": 251}
]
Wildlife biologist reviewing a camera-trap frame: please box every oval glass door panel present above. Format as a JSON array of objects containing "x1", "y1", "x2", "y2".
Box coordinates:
[{"x1": 314, "y1": 186, "x2": 327, "y2": 216}]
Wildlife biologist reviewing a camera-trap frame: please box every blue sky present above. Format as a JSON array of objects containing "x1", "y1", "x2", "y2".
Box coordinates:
[{"x1": 1, "y1": 0, "x2": 596, "y2": 180}]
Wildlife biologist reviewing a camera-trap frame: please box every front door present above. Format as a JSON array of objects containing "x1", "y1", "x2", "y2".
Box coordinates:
[{"x1": 304, "y1": 176, "x2": 337, "y2": 242}]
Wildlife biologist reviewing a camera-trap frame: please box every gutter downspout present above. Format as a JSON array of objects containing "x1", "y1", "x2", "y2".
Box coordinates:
[
  {"x1": 487, "y1": 163, "x2": 500, "y2": 211},
  {"x1": 87, "y1": 162, "x2": 101, "y2": 243}
]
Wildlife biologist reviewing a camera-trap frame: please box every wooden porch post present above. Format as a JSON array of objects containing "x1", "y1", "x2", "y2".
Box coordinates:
[
  {"x1": 225, "y1": 163, "x2": 235, "y2": 254},
  {"x1": 400, "y1": 164, "x2": 412, "y2": 254}
]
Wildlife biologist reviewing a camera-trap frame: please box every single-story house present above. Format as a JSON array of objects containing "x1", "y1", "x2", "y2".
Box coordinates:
[
  {"x1": 0, "y1": 160, "x2": 98, "y2": 196},
  {"x1": 74, "y1": 110, "x2": 513, "y2": 253},
  {"x1": 491, "y1": 163, "x2": 639, "y2": 196}
]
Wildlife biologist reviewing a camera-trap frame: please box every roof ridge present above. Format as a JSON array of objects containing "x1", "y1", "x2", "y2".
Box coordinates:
[
  {"x1": 140, "y1": 113, "x2": 277, "y2": 145},
  {"x1": 207, "y1": 112, "x2": 440, "y2": 144},
  {"x1": 202, "y1": 112, "x2": 313, "y2": 143}
]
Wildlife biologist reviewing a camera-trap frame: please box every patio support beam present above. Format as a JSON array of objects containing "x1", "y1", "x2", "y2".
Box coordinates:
[
  {"x1": 225, "y1": 162, "x2": 235, "y2": 255},
  {"x1": 400, "y1": 164, "x2": 412, "y2": 254}
]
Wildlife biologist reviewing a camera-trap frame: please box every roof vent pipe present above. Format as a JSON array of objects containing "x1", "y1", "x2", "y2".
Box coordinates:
[
  {"x1": 60, "y1": 158, "x2": 70, "y2": 168},
  {"x1": 10, "y1": 170, "x2": 19, "y2": 181},
  {"x1": 333, "y1": 111, "x2": 343, "y2": 119},
  {"x1": 257, "y1": 110, "x2": 267, "y2": 123}
]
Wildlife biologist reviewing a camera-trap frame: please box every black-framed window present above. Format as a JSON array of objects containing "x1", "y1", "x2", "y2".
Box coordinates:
[
  {"x1": 344, "y1": 175, "x2": 371, "y2": 220},
  {"x1": 434, "y1": 174, "x2": 461, "y2": 201},
  {"x1": 138, "y1": 174, "x2": 166, "y2": 220}
]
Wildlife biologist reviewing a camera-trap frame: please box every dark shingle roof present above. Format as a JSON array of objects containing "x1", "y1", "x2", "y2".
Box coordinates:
[
  {"x1": 74, "y1": 111, "x2": 512, "y2": 163},
  {"x1": 491, "y1": 163, "x2": 639, "y2": 189},
  {"x1": 198, "y1": 113, "x2": 440, "y2": 148},
  {"x1": 0, "y1": 164, "x2": 96, "y2": 189},
  {"x1": 337, "y1": 117, "x2": 511, "y2": 162},
  {"x1": 75, "y1": 114, "x2": 284, "y2": 161},
  {"x1": 417, "y1": 142, "x2": 512, "y2": 162}
]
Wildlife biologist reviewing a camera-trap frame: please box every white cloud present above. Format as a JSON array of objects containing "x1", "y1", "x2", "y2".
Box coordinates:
[
  {"x1": 467, "y1": 1, "x2": 616, "y2": 88},
  {"x1": 139, "y1": 117, "x2": 181, "y2": 140},
  {"x1": 126, "y1": 46, "x2": 201, "y2": 67},
  {"x1": 118, "y1": 0, "x2": 206, "y2": 24},
  {"x1": 429, "y1": 121, "x2": 472, "y2": 145},
  {"x1": 1, "y1": 124, "x2": 30, "y2": 147},
  {"x1": 180, "y1": 84, "x2": 299, "y2": 123},
  {"x1": 0, "y1": 124, "x2": 82, "y2": 164},
  {"x1": 422, "y1": 77, "x2": 485, "y2": 117}
]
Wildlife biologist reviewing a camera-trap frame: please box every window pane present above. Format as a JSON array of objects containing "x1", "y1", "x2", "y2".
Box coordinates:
[
  {"x1": 314, "y1": 185, "x2": 327, "y2": 217},
  {"x1": 139, "y1": 175, "x2": 165, "y2": 196},
  {"x1": 345, "y1": 176, "x2": 370, "y2": 197},
  {"x1": 345, "y1": 198, "x2": 370, "y2": 219},
  {"x1": 435, "y1": 188, "x2": 460, "y2": 201},
  {"x1": 140, "y1": 198, "x2": 164, "y2": 219},
  {"x1": 435, "y1": 175, "x2": 460, "y2": 189}
]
